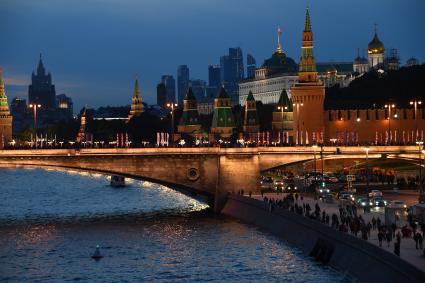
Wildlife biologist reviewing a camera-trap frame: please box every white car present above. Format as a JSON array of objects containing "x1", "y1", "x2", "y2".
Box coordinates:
[
  {"x1": 368, "y1": 190, "x2": 383, "y2": 198},
  {"x1": 388, "y1": 200, "x2": 407, "y2": 209}
]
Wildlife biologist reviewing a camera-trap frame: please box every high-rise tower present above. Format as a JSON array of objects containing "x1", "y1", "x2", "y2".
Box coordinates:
[
  {"x1": 291, "y1": 6, "x2": 325, "y2": 144},
  {"x1": 0, "y1": 69, "x2": 13, "y2": 145},
  {"x1": 177, "y1": 65, "x2": 190, "y2": 105},
  {"x1": 28, "y1": 54, "x2": 56, "y2": 110},
  {"x1": 128, "y1": 78, "x2": 144, "y2": 120}
]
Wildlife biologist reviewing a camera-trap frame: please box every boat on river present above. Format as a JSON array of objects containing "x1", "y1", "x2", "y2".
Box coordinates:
[{"x1": 110, "y1": 175, "x2": 125, "y2": 187}]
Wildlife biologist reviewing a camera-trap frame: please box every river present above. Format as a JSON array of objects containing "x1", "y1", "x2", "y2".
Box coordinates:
[{"x1": 0, "y1": 168, "x2": 345, "y2": 282}]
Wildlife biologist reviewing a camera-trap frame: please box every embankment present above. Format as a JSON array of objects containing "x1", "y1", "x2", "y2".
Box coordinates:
[{"x1": 222, "y1": 195, "x2": 425, "y2": 283}]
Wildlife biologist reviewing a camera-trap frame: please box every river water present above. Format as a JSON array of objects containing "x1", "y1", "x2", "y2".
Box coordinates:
[{"x1": 0, "y1": 168, "x2": 345, "y2": 282}]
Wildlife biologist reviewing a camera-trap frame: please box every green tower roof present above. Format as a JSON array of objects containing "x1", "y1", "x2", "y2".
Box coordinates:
[
  {"x1": 217, "y1": 86, "x2": 230, "y2": 99},
  {"x1": 304, "y1": 6, "x2": 312, "y2": 32},
  {"x1": 277, "y1": 89, "x2": 292, "y2": 112},
  {"x1": 184, "y1": 87, "x2": 197, "y2": 101},
  {"x1": 246, "y1": 91, "x2": 255, "y2": 101}
]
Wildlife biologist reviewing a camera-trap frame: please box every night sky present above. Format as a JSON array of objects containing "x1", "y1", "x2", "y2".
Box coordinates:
[{"x1": 1, "y1": 0, "x2": 424, "y2": 112}]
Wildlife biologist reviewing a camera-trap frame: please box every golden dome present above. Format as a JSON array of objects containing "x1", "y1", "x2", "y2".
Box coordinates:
[{"x1": 368, "y1": 32, "x2": 384, "y2": 54}]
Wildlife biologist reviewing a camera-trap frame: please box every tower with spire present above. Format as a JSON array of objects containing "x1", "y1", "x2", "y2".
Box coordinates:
[
  {"x1": 211, "y1": 86, "x2": 235, "y2": 140},
  {"x1": 28, "y1": 54, "x2": 56, "y2": 110},
  {"x1": 76, "y1": 107, "x2": 87, "y2": 143},
  {"x1": 128, "y1": 78, "x2": 144, "y2": 120},
  {"x1": 177, "y1": 87, "x2": 202, "y2": 137},
  {"x1": 243, "y1": 91, "x2": 259, "y2": 135},
  {"x1": 290, "y1": 6, "x2": 326, "y2": 144},
  {"x1": 0, "y1": 69, "x2": 13, "y2": 146}
]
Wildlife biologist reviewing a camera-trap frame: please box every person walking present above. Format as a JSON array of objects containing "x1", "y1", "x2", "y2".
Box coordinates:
[
  {"x1": 414, "y1": 232, "x2": 419, "y2": 249},
  {"x1": 378, "y1": 230, "x2": 384, "y2": 247},
  {"x1": 418, "y1": 233, "x2": 423, "y2": 250},
  {"x1": 394, "y1": 241, "x2": 400, "y2": 257},
  {"x1": 386, "y1": 229, "x2": 392, "y2": 248}
]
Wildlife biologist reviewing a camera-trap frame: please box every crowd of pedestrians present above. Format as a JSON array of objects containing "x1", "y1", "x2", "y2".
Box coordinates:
[{"x1": 260, "y1": 192, "x2": 425, "y2": 258}]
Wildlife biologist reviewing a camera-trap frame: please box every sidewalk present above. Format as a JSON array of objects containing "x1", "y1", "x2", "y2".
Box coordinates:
[{"x1": 253, "y1": 192, "x2": 425, "y2": 271}]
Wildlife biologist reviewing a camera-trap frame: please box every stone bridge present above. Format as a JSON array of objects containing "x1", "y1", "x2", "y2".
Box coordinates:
[{"x1": 0, "y1": 146, "x2": 421, "y2": 212}]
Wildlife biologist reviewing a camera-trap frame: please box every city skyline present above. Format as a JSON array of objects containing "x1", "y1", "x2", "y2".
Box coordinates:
[{"x1": 1, "y1": 0, "x2": 424, "y2": 112}]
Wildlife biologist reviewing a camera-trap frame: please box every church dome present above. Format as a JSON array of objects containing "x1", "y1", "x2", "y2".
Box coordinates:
[{"x1": 368, "y1": 32, "x2": 384, "y2": 54}]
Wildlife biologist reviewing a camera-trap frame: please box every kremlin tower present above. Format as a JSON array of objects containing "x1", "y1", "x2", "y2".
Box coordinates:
[
  {"x1": 290, "y1": 6, "x2": 325, "y2": 144},
  {"x1": 177, "y1": 87, "x2": 202, "y2": 136},
  {"x1": 128, "y1": 78, "x2": 144, "y2": 120},
  {"x1": 0, "y1": 69, "x2": 13, "y2": 146},
  {"x1": 243, "y1": 91, "x2": 259, "y2": 135}
]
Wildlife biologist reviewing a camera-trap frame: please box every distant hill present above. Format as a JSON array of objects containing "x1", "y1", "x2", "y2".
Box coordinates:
[{"x1": 324, "y1": 65, "x2": 425, "y2": 110}]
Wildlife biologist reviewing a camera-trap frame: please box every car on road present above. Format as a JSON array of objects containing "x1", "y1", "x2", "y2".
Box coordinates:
[
  {"x1": 273, "y1": 178, "x2": 285, "y2": 191},
  {"x1": 320, "y1": 193, "x2": 334, "y2": 203},
  {"x1": 372, "y1": 196, "x2": 387, "y2": 207},
  {"x1": 388, "y1": 200, "x2": 407, "y2": 209},
  {"x1": 315, "y1": 187, "x2": 330, "y2": 196},
  {"x1": 356, "y1": 197, "x2": 373, "y2": 208},
  {"x1": 338, "y1": 191, "x2": 356, "y2": 202},
  {"x1": 260, "y1": 176, "x2": 274, "y2": 189},
  {"x1": 368, "y1": 190, "x2": 383, "y2": 198},
  {"x1": 285, "y1": 184, "x2": 298, "y2": 192},
  {"x1": 328, "y1": 176, "x2": 339, "y2": 183}
]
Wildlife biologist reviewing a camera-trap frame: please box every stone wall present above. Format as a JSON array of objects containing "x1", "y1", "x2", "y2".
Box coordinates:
[{"x1": 222, "y1": 195, "x2": 425, "y2": 283}]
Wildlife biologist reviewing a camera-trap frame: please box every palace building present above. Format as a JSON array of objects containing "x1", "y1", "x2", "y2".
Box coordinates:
[{"x1": 0, "y1": 70, "x2": 13, "y2": 145}]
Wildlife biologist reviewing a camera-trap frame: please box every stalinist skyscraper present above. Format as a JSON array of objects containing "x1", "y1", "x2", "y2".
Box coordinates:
[{"x1": 291, "y1": 6, "x2": 325, "y2": 144}]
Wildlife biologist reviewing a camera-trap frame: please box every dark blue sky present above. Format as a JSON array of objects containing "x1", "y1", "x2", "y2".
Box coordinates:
[{"x1": 1, "y1": 0, "x2": 424, "y2": 112}]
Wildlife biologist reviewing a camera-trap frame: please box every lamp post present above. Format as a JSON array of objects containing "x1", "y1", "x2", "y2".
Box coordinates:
[
  {"x1": 364, "y1": 146, "x2": 370, "y2": 211},
  {"x1": 312, "y1": 144, "x2": 318, "y2": 181},
  {"x1": 384, "y1": 103, "x2": 395, "y2": 144},
  {"x1": 417, "y1": 141, "x2": 424, "y2": 201},
  {"x1": 29, "y1": 104, "x2": 41, "y2": 149},
  {"x1": 293, "y1": 102, "x2": 303, "y2": 145},
  {"x1": 277, "y1": 105, "x2": 288, "y2": 133},
  {"x1": 421, "y1": 149, "x2": 425, "y2": 203},
  {"x1": 320, "y1": 144, "x2": 324, "y2": 181},
  {"x1": 410, "y1": 100, "x2": 422, "y2": 141},
  {"x1": 166, "y1": 102, "x2": 178, "y2": 146}
]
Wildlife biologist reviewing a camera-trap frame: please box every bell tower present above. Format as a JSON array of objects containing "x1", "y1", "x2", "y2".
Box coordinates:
[{"x1": 290, "y1": 6, "x2": 325, "y2": 144}]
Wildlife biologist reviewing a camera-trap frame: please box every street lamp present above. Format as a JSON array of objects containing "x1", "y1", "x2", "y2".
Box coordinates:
[
  {"x1": 293, "y1": 102, "x2": 303, "y2": 145},
  {"x1": 364, "y1": 146, "x2": 371, "y2": 211},
  {"x1": 410, "y1": 100, "x2": 422, "y2": 141},
  {"x1": 417, "y1": 141, "x2": 424, "y2": 201},
  {"x1": 166, "y1": 102, "x2": 178, "y2": 146},
  {"x1": 421, "y1": 149, "x2": 425, "y2": 203},
  {"x1": 384, "y1": 104, "x2": 396, "y2": 144},
  {"x1": 277, "y1": 105, "x2": 288, "y2": 134},
  {"x1": 29, "y1": 104, "x2": 41, "y2": 149},
  {"x1": 312, "y1": 144, "x2": 318, "y2": 181}
]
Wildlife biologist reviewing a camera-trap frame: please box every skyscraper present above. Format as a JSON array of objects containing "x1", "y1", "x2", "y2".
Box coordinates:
[
  {"x1": 220, "y1": 47, "x2": 244, "y2": 102},
  {"x1": 28, "y1": 54, "x2": 56, "y2": 110},
  {"x1": 246, "y1": 54, "x2": 256, "y2": 79},
  {"x1": 160, "y1": 75, "x2": 176, "y2": 103},
  {"x1": 208, "y1": 65, "x2": 221, "y2": 88},
  {"x1": 189, "y1": 79, "x2": 206, "y2": 101},
  {"x1": 156, "y1": 83, "x2": 167, "y2": 108},
  {"x1": 177, "y1": 65, "x2": 190, "y2": 105}
]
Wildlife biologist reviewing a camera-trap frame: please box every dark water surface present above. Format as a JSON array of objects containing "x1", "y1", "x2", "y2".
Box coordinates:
[{"x1": 0, "y1": 168, "x2": 345, "y2": 282}]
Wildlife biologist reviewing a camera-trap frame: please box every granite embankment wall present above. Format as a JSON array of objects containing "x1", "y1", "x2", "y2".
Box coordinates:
[{"x1": 222, "y1": 195, "x2": 425, "y2": 283}]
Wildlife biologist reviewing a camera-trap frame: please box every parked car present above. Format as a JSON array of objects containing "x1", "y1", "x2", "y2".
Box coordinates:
[
  {"x1": 328, "y1": 176, "x2": 339, "y2": 183},
  {"x1": 372, "y1": 196, "x2": 387, "y2": 207},
  {"x1": 368, "y1": 190, "x2": 383, "y2": 198}
]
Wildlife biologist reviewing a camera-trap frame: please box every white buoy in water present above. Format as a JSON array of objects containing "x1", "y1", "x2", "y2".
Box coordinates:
[{"x1": 91, "y1": 245, "x2": 103, "y2": 260}]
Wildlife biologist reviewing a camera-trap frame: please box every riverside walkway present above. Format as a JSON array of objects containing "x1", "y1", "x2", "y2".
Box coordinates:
[{"x1": 253, "y1": 192, "x2": 425, "y2": 271}]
